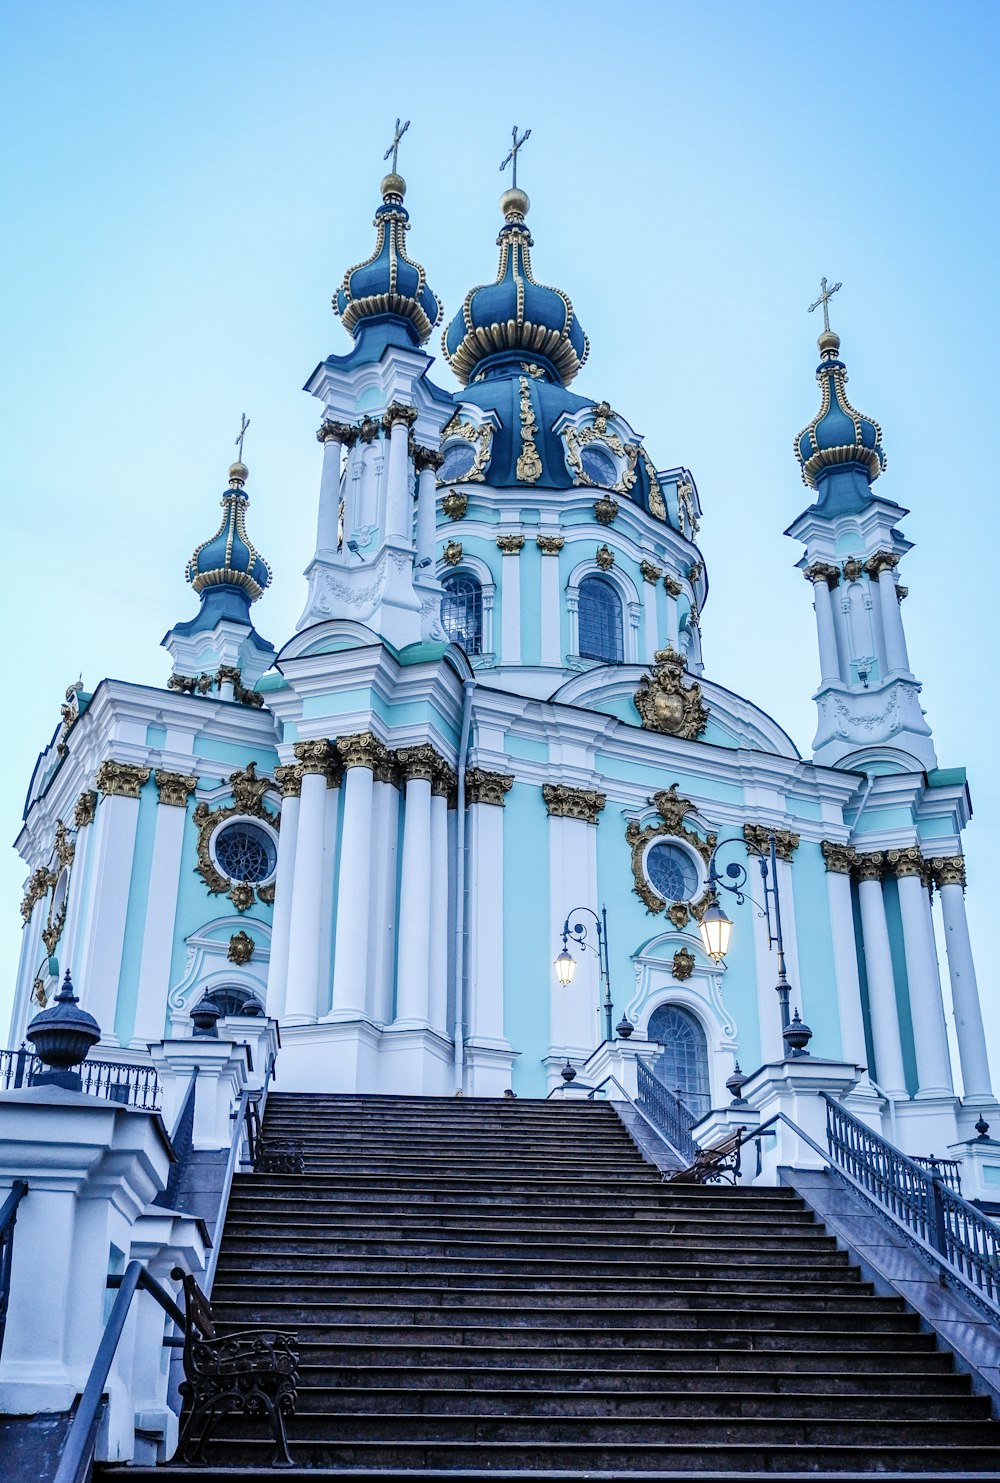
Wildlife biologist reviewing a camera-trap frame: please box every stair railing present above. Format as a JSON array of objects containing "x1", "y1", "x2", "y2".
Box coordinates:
[
  {"x1": 586, "y1": 1071, "x2": 690, "y2": 1165},
  {"x1": 635, "y1": 1059, "x2": 699, "y2": 1163},
  {"x1": 823, "y1": 1094, "x2": 1000, "y2": 1320},
  {"x1": 0, "y1": 1047, "x2": 160, "y2": 1109},
  {"x1": 52, "y1": 1261, "x2": 186, "y2": 1483},
  {"x1": 203, "y1": 1056, "x2": 275, "y2": 1295},
  {"x1": 0, "y1": 1180, "x2": 28, "y2": 1361}
]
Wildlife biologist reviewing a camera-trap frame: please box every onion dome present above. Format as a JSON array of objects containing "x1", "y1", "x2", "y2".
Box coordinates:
[
  {"x1": 443, "y1": 188, "x2": 589, "y2": 387},
  {"x1": 795, "y1": 330, "x2": 886, "y2": 497},
  {"x1": 334, "y1": 174, "x2": 442, "y2": 346},
  {"x1": 186, "y1": 461, "x2": 272, "y2": 607}
]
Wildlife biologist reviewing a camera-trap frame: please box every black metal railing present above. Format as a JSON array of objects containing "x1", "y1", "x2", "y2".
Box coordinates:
[
  {"x1": 52, "y1": 1261, "x2": 185, "y2": 1483},
  {"x1": 0, "y1": 1180, "x2": 28, "y2": 1361},
  {"x1": 825, "y1": 1094, "x2": 1000, "y2": 1318},
  {"x1": 0, "y1": 1047, "x2": 160, "y2": 1110},
  {"x1": 909, "y1": 1154, "x2": 962, "y2": 1193},
  {"x1": 636, "y1": 1059, "x2": 698, "y2": 1162}
]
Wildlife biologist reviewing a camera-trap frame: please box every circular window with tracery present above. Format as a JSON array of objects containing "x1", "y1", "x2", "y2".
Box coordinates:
[
  {"x1": 211, "y1": 820, "x2": 277, "y2": 885},
  {"x1": 439, "y1": 442, "x2": 477, "y2": 482},
  {"x1": 580, "y1": 444, "x2": 619, "y2": 486},
  {"x1": 645, "y1": 840, "x2": 699, "y2": 902}
]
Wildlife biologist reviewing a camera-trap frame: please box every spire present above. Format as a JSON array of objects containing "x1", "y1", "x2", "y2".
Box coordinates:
[
  {"x1": 333, "y1": 126, "x2": 442, "y2": 349},
  {"x1": 163, "y1": 447, "x2": 274, "y2": 687},
  {"x1": 794, "y1": 281, "x2": 886, "y2": 513},
  {"x1": 443, "y1": 132, "x2": 589, "y2": 387}
]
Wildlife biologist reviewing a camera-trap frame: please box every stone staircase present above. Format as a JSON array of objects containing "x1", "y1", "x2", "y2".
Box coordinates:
[{"x1": 117, "y1": 1092, "x2": 1000, "y2": 1478}]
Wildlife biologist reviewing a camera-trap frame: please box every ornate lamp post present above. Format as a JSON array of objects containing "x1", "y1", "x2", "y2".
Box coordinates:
[
  {"x1": 553, "y1": 906, "x2": 616, "y2": 1043},
  {"x1": 698, "y1": 833, "x2": 809, "y2": 1052}
]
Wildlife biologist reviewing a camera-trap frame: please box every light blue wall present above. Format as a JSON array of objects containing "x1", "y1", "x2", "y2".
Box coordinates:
[
  {"x1": 790, "y1": 842, "x2": 842, "y2": 1060},
  {"x1": 502, "y1": 783, "x2": 550, "y2": 1095},
  {"x1": 113, "y1": 779, "x2": 159, "y2": 1042},
  {"x1": 881, "y1": 875, "x2": 918, "y2": 1095}
]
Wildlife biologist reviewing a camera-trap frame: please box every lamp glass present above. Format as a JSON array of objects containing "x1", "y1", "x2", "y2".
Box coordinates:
[
  {"x1": 699, "y1": 900, "x2": 733, "y2": 963},
  {"x1": 554, "y1": 948, "x2": 576, "y2": 987}
]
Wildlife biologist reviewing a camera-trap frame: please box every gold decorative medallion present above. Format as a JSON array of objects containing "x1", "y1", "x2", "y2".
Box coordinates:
[
  {"x1": 595, "y1": 544, "x2": 615, "y2": 571},
  {"x1": 593, "y1": 497, "x2": 618, "y2": 526},
  {"x1": 664, "y1": 576, "x2": 682, "y2": 598},
  {"x1": 633, "y1": 648, "x2": 709, "y2": 739},
  {"x1": 640, "y1": 560, "x2": 663, "y2": 584},
  {"x1": 443, "y1": 540, "x2": 463, "y2": 567},
  {"x1": 441, "y1": 491, "x2": 468, "y2": 521},
  {"x1": 672, "y1": 947, "x2": 696, "y2": 981},
  {"x1": 227, "y1": 931, "x2": 255, "y2": 965}
]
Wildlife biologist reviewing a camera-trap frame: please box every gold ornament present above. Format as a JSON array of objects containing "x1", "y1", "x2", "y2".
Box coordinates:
[
  {"x1": 154, "y1": 770, "x2": 198, "y2": 808},
  {"x1": 625, "y1": 785, "x2": 716, "y2": 916},
  {"x1": 227, "y1": 931, "x2": 255, "y2": 965},
  {"x1": 465, "y1": 768, "x2": 514, "y2": 807},
  {"x1": 820, "y1": 841, "x2": 857, "y2": 875},
  {"x1": 496, "y1": 534, "x2": 526, "y2": 555},
  {"x1": 541, "y1": 784, "x2": 606, "y2": 824},
  {"x1": 640, "y1": 560, "x2": 663, "y2": 584},
  {"x1": 593, "y1": 497, "x2": 619, "y2": 526},
  {"x1": 536, "y1": 534, "x2": 564, "y2": 556},
  {"x1": 443, "y1": 540, "x2": 463, "y2": 566},
  {"x1": 191, "y1": 762, "x2": 279, "y2": 909},
  {"x1": 441, "y1": 491, "x2": 468, "y2": 521},
  {"x1": 95, "y1": 760, "x2": 151, "y2": 800},
  {"x1": 672, "y1": 948, "x2": 696, "y2": 982},
  {"x1": 595, "y1": 544, "x2": 615, "y2": 571},
  {"x1": 633, "y1": 648, "x2": 709, "y2": 739},
  {"x1": 515, "y1": 376, "x2": 543, "y2": 484},
  {"x1": 743, "y1": 825, "x2": 800, "y2": 863},
  {"x1": 74, "y1": 790, "x2": 97, "y2": 829}
]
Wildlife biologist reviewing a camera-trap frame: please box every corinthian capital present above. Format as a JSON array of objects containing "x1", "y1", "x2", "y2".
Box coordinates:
[
  {"x1": 412, "y1": 445, "x2": 445, "y2": 474},
  {"x1": 382, "y1": 402, "x2": 418, "y2": 432},
  {"x1": 465, "y1": 768, "x2": 514, "y2": 807},
  {"x1": 497, "y1": 534, "x2": 525, "y2": 555},
  {"x1": 853, "y1": 850, "x2": 885, "y2": 883},
  {"x1": 885, "y1": 845, "x2": 927, "y2": 880},
  {"x1": 293, "y1": 739, "x2": 336, "y2": 776},
  {"x1": 803, "y1": 561, "x2": 840, "y2": 588},
  {"x1": 154, "y1": 770, "x2": 198, "y2": 807},
  {"x1": 542, "y1": 784, "x2": 607, "y2": 824},
  {"x1": 396, "y1": 744, "x2": 440, "y2": 783},
  {"x1": 317, "y1": 419, "x2": 358, "y2": 447},
  {"x1": 95, "y1": 759, "x2": 151, "y2": 800},
  {"x1": 930, "y1": 854, "x2": 966, "y2": 889},
  {"x1": 821, "y1": 840, "x2": 857, "y2": 874},
  {"x1": 336, "y1": 731, "x2": 389, "y2": 772},
  {"x1": 743, "y1": 824, "x2": 800, "y2": 862},
  {"x1": 864, "y1": 550, "x2": 900, "y2": 580},
  {"x1": 274, "y1": 763, "x2": 305, "y2": 797}
]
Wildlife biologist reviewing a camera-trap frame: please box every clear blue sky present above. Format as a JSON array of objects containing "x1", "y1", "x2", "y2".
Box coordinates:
[{"x1": 2, "y1": 1, "x2": 998, "y2": 1067}]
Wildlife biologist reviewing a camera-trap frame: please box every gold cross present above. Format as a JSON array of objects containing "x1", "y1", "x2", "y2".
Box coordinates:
[
  {"x1": 234, "y1": 413, "x2": 250, "y2": 462},
  {"x1": 808, "y1": 276, "x2": 842, "y2": 334},
  {"x1": 383, "y1": 118, "x2": 410, "y2": 174},
  {"x1": 500, "y1": 125, "x2": 531, "y2": 189}
]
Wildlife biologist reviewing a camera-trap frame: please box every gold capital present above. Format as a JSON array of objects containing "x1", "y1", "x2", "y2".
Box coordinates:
[
  {"x1": 412, "y1": 445, "x2": 444, "y2": 473},
  {"x1": 317, "y1": 419, "x2": 358, "y2": 447},
  {"x1": 154, "y1": 770, "x2": 198, "y2": 807},
  {"x1": 804, "y1": 561, "x2": 840, "y2": 588},
  {"x1": 497, "y1": 534, "x2": 526, "y2": 555},
  {"x1": 396, "y1": 743, "x2": 440, "y2": 783},
  {"x1": 885, "y1": 844, "x2": 927, "y2": 881},
  {"x1": 536, "y1": 534, "x2": 564, "y2": 556},
  {"x1": 930, "y1": 854, "x2": 966, "y2": 889},
  {"x1": 274, "y1": 763, "x2": 305, "y2": 797},
  {"x1": 743, "y1": 824, "x2": 800, "y2": 863},
  {"x1": 821, "y1": 840, "x2": 857, "y2": 874},
  {"x1": 864, "y1": 550, "x2": 899, "y2": 580},
  {"x1": 382, "y1": 402, "x2": 418, "y2": 431},
  {"x1": 95, "y1": 760, "x2": 151, "y2": 800},
  {"x1": 336, "y1": 732, "x2": 389, "y2": 772},
  {"x1": 293, "y1": 739, "x2": 336, "y2": 777},
  {"x1": 541, "y1": 784, "x2": 607, "y2": 824},
  {"x1": 854, "y1": 851, "x2": 885, "y2": 883},
  {"x1": 465, "y1": 768, "x2": 514, "y2": 807}
]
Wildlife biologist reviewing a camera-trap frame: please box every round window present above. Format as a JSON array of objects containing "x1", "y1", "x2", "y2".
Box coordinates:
[
  {"x1": 646, "y1": 841, "x2": 699, "y2": 902},
  {"x1": 439, "y1": 442, "x2": 477, "y2": 482},
  {"x1": 213, "y1": 820, "x2": 277, "y2": 884},
  {"x1": 580, "y1": 444, "x2": 618, "y2": 486}
]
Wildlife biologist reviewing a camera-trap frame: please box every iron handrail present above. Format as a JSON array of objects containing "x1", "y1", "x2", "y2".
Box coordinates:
[
  {"x1": 52, "y1": 1260, "x2": 185, "y2": 1483},
  {"x1": 0, "y1": 1180, "x2": 28, "y2": 1361},
  {"x1": 0, "y1": 1047, "x2": 161, "y2": 1110},
  {"x1": 586, "y1": 1071, "x2": 693, "y2": 1164},
  {"x1": 203, "y1": 1064, "x2": 274, "y2": 1295},
  {"x1": 635, "y1": 1058, "x2": 698, "y2": 1162}
]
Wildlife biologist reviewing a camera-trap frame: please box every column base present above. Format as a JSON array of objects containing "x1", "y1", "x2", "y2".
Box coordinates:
[
  {"x1": 276, "y1": 1019, "x2": 382, "y2": 1093},
  {"x1": 465, "y1": 1037, "x2": 518, "y2": 1097},
  {"x1": 892, "y1": 1093, "x2": 960, "y2": 1158},
  {"x1": 379, "y1": 1024, "x2": 455, "y2": 1095}
]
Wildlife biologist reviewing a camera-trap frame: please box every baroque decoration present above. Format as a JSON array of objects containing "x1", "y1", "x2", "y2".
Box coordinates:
[
  {"x1": 441, "y1": 492, "x2": 468, "y2": 521},
  {"x1": 227, "y1": 931, "x2": 256, "y2": 966},
  {"x1": 496, "y1": 534, "x2": 525, "y2": 555},
  {"x1": 437, "y1": 417, "x2": 494, "y2": 483},
  {"x1": 96, "y1": 760, "x2": 152, "y2": 800},
  {"x1": 743, "y1": 825, "x2": 800, "y2": 862},
  {"x1": 563, "y1": 402, "x2": 639, "y2": 495},
  {"x1": 443, "y1": 541, "x2": 463, "y2": 567},
  {"x1": 516, "y1": 376, "x2": 543, "y2": 484},
  {"x1": 541, "y1": 784, "x2": 606, "y2": 824},
  {"x1": 671, "y1": 947, "x2": 696, "y2": 982},
  {"x1": 626, "y1": 785, "x2": 717, "y2": 917},
  {"x1": 633, "y1": 648, "x2": 709, "y2": 739},
  {"x1": 192, "y1": 763, "x2": 280, "y2": 912},
  {"x1": 465, "y1": 768, "x2": 514, "y2": 807}
]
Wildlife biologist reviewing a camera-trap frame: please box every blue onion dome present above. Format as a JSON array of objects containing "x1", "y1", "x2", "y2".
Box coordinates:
[
  {"x1": 334, "y1": 174, "x2": 442, "y2": 346},
  {"x1": 443, "y1": 188, "x2": 589, "y2": 387},
  {"x1": 795, "y1": 329, "x2": 886, "y2": 492},
  {"x1": 186, "y1": 461, "x2": 272, "y2": 603}
]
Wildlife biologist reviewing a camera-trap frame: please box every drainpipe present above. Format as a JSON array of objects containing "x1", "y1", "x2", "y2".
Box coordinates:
[
  {"x1": 453, "y1": 678, "x2": 476, "y2": 1092},
  {"x1": 849, "y1": 771, "x2": 875, "y2": 839}
]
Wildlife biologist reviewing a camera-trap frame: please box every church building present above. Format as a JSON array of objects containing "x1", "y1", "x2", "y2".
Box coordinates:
[{"x1": 10, "y1": 134, "x2": 993, "y2": 1161}]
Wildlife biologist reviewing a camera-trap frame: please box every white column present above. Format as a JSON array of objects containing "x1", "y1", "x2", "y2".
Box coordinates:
[
  {"x1": 548, "y1": 806, "x2": 602, "y2": 1058},
  {"x1": 368, "y1": 767, "x2": 401, "y2": 1025},
  {"x1": 283, "y1": 742, "x2": 333, "y2": 1024},
  {"x1": 642, "y1": 580, "x2": 659, "y2": 664},
  {"x1": 330, "y1": 735, "x2": 379, "y2": 1016},
  {"x1": 807, "y1": 566, "x2": 842, "y2": 685},
  {"x1": 539, "y1": 538, "x2": 563, "y2": 665},
  {"x1": 428, "y1": 783, "x2": 452, "y2": 1036},
  {"x1": 264, "y1": 767, "x2": 301, "y2": 1020},
  {"x1": 414, "y1": 449, "x2": 441, "y2": 568},
  {"x1": 59, "y1": 798, "x2": 97, "y2": 988},
  {"x1": 937, "y1": 863, "x2": 993, "y2": 1099},
  {"x1": 498, "y1": 538, "x2": 523, "y2": 664},
  {"x1": 868, "y1": 554, "x2": 910, "y2": 674},
  {"x1": 892, "y1": 855, "x2": 953, "y2": 1097},
  {"x1": 822, "y1": 848, "x2": 868, "y2": 1065},
  {"x1": 384, "y1": 407, "x2": 416, "y2": 542},
  {"x1": 78, "y1": 763, "x2": 151, "y2": 1043},
  {"x1": 666, "y1": 582, "x2": 680, "y2": 649},
  {"x1": 465, "y1": 772, "x2": 512, "y2": 1047},
  {"x1": 316, "y1": 423, "x2": 349, "y2": 554},
  {"x1": 394, "y1": 749, "x2": 435, "y2": 1026},
  {"x1": 856, "y1": 860, "x2": 908, "y2": 1097},
  {"x1": 132, "y1": 771, "x2": 196, "y2": 1044}
]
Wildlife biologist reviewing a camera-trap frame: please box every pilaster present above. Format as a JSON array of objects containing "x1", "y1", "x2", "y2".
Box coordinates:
[{"x1": 132, "y1": 772, "x2": 198, "y2": 1045}]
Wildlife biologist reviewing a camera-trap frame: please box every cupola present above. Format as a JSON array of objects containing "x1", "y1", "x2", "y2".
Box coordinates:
[
  {"x1": 186, "y1": 460, "x2": 272, "y2": 614},
  {"x1": 795, "y1": 329, "x2": 886, "y2": 511},
  {"x1": 334, "y1": 173, "x2": 442, "y2": 347},
  {"x1": 443, "y1": 188, "x2": 589, "y2": 387}
]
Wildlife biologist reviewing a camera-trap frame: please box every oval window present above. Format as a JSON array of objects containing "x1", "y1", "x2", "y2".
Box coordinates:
[
  {"x1": 645, "y1": 841, "x2": 698, "y2": 902},
  {"x1": 439, "y1": 442, "x2": 477, "y2": 482},
  {"x1": 580, "y1": 444, "x2": 618, "y2": 486},
  {"x1": 213, "y1": 820, "x2": 277, "y2": 884}
]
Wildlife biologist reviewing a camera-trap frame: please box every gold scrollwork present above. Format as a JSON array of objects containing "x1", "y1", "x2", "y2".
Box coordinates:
[
  {"x1": 641, "y1": 449, "x2": 667, "y2": 522},
  {"x1": 191, "y1": 762, "x2": 280, "y2": 912},
  {"x1": 625, "y1": 785, "x2": 717, "y2": 916},
  {"x1": 743, "y1": 825, "x2": 800, "y2": 863},
  {"x1": 633, "y1": 648, "x2": 709, "y2": 739},
  {"x1": 438, "y1": 415, "x2": 494, "y2": 484},
  {"x1": 516, "y1": 377, "x2": 543, "y2": 484},
  {"x1": 541, "y1": 784, "x2": 606, "y2": 824},
  {"x1": 672, "y1": 947, "x2": 696, "y2": 982},
  {"x1": 563, "y1": 415, "x2": 639, "y2": 497}
]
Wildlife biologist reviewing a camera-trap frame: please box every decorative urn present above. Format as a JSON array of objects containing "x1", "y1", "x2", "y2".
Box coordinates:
[{"x1": 26, "y1": 970, "x2": 101, "y2": 1090}]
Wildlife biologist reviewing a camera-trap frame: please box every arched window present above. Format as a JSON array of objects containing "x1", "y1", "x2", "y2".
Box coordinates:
[
  {"x1": 647, "y1": 1004, "x2": 711, "y2": 1115},
  {"x1": 578, "y1": 575, "x2": 623, "y2": 663},
  {"x1": 200, "y1": 985, "x2": 265, "y2": 1018},
  {"x1": 441, "y1": 573, "x2": 483, "y2": 655}
]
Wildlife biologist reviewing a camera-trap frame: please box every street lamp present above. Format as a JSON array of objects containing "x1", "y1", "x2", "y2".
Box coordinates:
[
  {"x1": 698, "y1": 832, "x2": 799, "y2": 1037},
  {"x1": 554, "y1": 905, "x2": 615, "y2": 1042}
]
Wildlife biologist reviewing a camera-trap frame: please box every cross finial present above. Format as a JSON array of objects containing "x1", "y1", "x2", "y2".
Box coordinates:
[
  {"x1": 383, "y1": 117, "x2": 410, "y2": 174},
  {"x1": 234, "y1": 413, "x2": 250, "y2": 462},
  {"x1": 500, "y1": 125, "x2": 531, "y2": 190},
  {"x1": 808, "y1": 276, "x2": 843, "y2": 334}
]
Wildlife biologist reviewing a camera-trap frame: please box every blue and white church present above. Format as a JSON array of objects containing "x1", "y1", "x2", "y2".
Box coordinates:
[{"x1": 10, "y1": 150, "x2": 995, "y2": 1163}]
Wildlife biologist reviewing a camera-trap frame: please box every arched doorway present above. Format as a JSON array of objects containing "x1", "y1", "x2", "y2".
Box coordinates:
[{"x1": 647, "y1": 1003, "x2": 711, "y2": 1115}]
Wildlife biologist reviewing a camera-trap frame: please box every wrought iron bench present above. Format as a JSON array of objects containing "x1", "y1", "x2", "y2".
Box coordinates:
[
  {"x1": 171, "y1": 1266, "x2": 299, "y2": 1465},
  {"x1": 667, "y1": 1125, "x2": 747, "y2": 1185}
]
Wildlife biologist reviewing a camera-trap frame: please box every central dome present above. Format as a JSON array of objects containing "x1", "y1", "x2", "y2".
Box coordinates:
[{"x1": 443, "y1": 190, "x2": 589, "y2": 387}]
